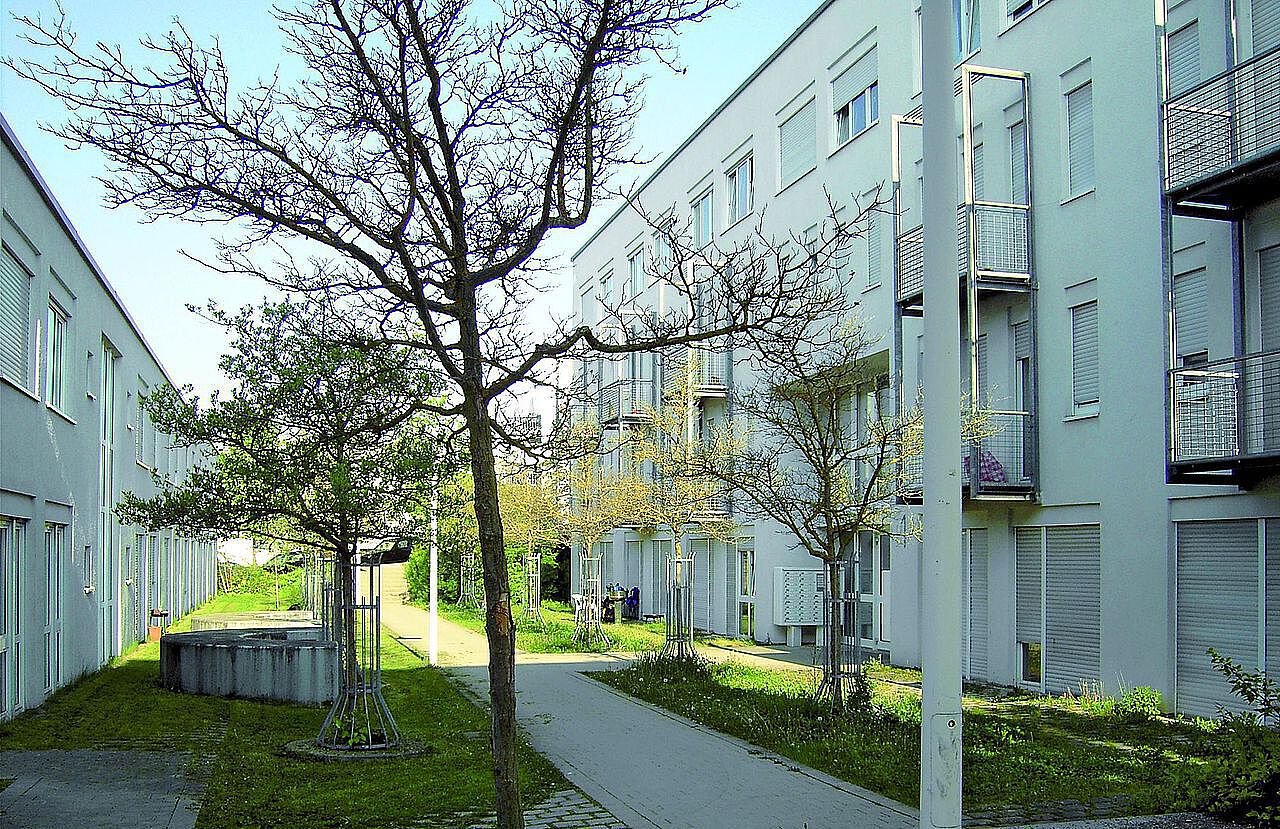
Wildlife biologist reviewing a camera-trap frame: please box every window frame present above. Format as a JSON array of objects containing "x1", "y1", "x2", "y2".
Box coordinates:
[
  {"x1": 692, "y1": 189, "x2": 714, "y2": 249},
  {"x1": 726, "y1": 155, "x2": 754, "y2": 226},
  {"x1": 953, "y1": 0, "x2": 981, "y2": 60},
  {"x1": 1064, "y1": 80, "x2": 1095, "y2": 198},
  {"x1": 834, "y1": 82, "x2": 880, "y2": 149},
  {"x1": 1070, "y1": 299, "x2": 1100, "y2": 415},
  {"x1": 44, "y1": 300, "x2": 68, "y2": 411}
]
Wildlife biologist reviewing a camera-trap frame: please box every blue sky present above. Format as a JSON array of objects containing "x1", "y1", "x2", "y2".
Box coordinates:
[{"x1": 1, "y1": 1, "x2": 822, "y2": 399}]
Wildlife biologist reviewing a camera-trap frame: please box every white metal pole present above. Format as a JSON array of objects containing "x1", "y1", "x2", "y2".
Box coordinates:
[
  {"x1": 920, "y1": 0, "x2": 964, "y2": 826},
  {"x1": 429, "y1": 481, "x2": 439, "y2": 666}
]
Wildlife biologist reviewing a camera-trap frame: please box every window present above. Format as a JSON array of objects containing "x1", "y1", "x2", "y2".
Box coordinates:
[
  {"x1": 1066, "y1": 81, "x2": 1095, "y2": 196},
  {"x1": 626, "y1": 248, "x2": 645, "y2": 302},
  {"x1": 135, "y1": 392, "x2": 146, "y2": 464},
  {"x1": 1167, "y1": 22, "x2": 1201, "y2": 97},
  {"x1": 598, "y1": 269, "x2": 614, "y2": 308},
  {"x1": 866, "y1": 208, "x2": 882, "y2": 287},
  {"x1": 833, "y1": 47, "x2": 878, "y2": 147},
  {"x1": 1020, "y1": 642, "x2": 1043, "y2": 682},
  {"x1": 778, "y1": 100, "x2": 816, "y2": 188},
  {"x1": 726, "y1": 156, "x2": 753, "y2": 225},
  {"x1": 1070, "y1": 300, "x2": 1099, "y2": 412},
  {"x1": 692, "y1": 191, "x2": 713, "y2": 248},
  {"x1": 45, "y1": 302, "x2": 67, "y2": 410},
  {"x1": 954, "y1": 0, "x2": 981, "y2": 59},
  {"x1": 0, "y1": 247, "x2": 32, "y2": 388},
  {"x1": 653, "y1": 226, "x2": 673, "y2": 274},
  {"x1": 1007, "y1": 0, "x2": 1048, "y2": 26},
  {"x1": 1173, "y1": 268, "x2": 1209, "y2": 366}
]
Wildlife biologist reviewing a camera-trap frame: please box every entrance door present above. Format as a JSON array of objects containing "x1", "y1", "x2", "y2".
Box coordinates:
[
  {"x1": 0, "y1": 520, "x2": 24, "y2": 718},
  {"x1": 690, "y1": 538, "x2": 711, "y2": 631},
  {"x1": 43, "y1": 524, "x2": 64, "y2": 693},
  {"x1": 964, "y1": 529, "x2": 990, "y2": 680},
  {"x1": 735, "y1": 539, "x2": 755, "y2": 639}
]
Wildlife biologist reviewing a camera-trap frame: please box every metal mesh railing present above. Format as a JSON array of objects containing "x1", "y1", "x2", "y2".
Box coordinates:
[
  {"x1": 660, "y1": 347, "x2": 730, "y2": 394},
  {"x1": 1165, "y1": 43, "x2": 1280, "y2": 192},
  {"x1": 897, "y1": 410, "x2": 1034, "y2": 495},
  {"x1": 599, "y1": 378, "x2": 655, "y2": 422},
  {"x1": 1170, "y1": 350, "x2": 1280, "y2": 462},
  {"x1": 972, "y1": 204, "x2": 1030, "y2": 276},
  {"x1": 898, "y1": 205, "x2": 1027, "y2": 302}
]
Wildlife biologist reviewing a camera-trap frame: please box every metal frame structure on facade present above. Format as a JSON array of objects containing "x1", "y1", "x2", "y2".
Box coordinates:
[{"x1": 891, "y1": 64, "x2": 1039, "y2": 501}]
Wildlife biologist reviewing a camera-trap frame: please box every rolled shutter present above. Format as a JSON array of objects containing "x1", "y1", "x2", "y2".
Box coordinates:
[
  {"x1": 1015, "y1": 527, "x2": 1043, "y2": 644},
  {"x1": 626, "y1": 540, "x2": 642, "y2": 590},
  {"x1": 867, "y1": 209, "x2": 882, "y2": 287},
  {"x1": 1267, "y1": 520, "x2": 1280, "y2": 680},
  {"x1": 779, "y1": 101, "x2": 817, "y2": 187},
  {"x1": 972, "y1": 142, "x2": 986, "y2": 202},
  {"x1": 1072, "y1": 301, "x2": 1100, "y2": 406},
  {"x1": 1173, "y1": 268, "x2": 1209, "y2": 359},
  {"x1": 1067, "y1": 83, "x2": 1095, "y2": 195},
  {"x1": 967, "y1": 529, "x2": 990, "y2": 680},
  {"x1": 0, "y1": 248, "x2": 31, "y2": 386},
  {"x1": 691, "y1": 538, "x2": 710, "y2": 630},
  {"x1": 726, "y1": 541, "x2": 737, "y2": 632},
  {"x1": 832, "y1": 47, "x2": 877, "y2": 110},
  {"x1": 1010, "y1": 121, "x2": 1029, "y2": 205},
  {"x1": 1044, "y1": 525, "x2": 1101, "y2": 692},
  {"x1": 1167, "y1": 22, "x2": 1201, "y2": 96},
  {"x1": 1254, "y1": 0, "x2": 1280, "y2": 54},
  {"x1": 1176, "y1": 520, "x2": 1260, "y2": 716},
  {"x1": 1260, "y1": 246, "x2": 1280, "y2": 351},
  {"x1": 1013, "y1": 320, "x2": 1032, "y2": 360}
]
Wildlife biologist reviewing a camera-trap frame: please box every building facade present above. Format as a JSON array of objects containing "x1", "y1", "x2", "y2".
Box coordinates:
[
  {"x1": 0, "y1": 115, "x2": 216, "y2": 721},
  {"x1": 567, "y1": 0, "x2": 1280, "y2": 715}
]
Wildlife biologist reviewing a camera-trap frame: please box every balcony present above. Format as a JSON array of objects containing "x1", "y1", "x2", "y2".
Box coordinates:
[
  {"x1": 896, "y1": 203, "x2": 1032, "y2": 307},
  {"x1": 1170, "y1": 351, "x2": 1280, "y2": 482},
  {"x1": 598, "y1": 378, "x2": 655, "y2": 425},
  {"x1": 898, "y1": 410, "x2": 1036, "y2": 500},
  {"x1": 662, "y1": 346, "x2": 731, "y2": 398},
  {"x1": 1164, "y1": 44, "x2": 1280, "y2": 212}
]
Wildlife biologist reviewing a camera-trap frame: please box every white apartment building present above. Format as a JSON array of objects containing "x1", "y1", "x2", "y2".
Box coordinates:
[
  {"x1": 0, "y1": 114, "x2": 217, "y2": 721},
  {"x1": 567, "y1": 0, "x2": 1280, "y2": 715}
]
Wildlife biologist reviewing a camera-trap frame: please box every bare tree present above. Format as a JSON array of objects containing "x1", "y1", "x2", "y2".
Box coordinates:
[{"x1": 9, "y1": 4, "x2": 867, "y2": 823}]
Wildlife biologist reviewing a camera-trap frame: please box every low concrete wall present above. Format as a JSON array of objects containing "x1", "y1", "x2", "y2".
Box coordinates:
[
  {"x1": 190, "y1": 611, "x2": 318, "y2": 632},
  {"x1": 160, "y1": 627, "x2": 337, "y2": 704}
]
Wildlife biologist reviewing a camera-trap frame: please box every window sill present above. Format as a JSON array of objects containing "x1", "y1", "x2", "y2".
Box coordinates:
[
  {"x1": 1, "y1": 374, "x2": 40, "y2": 403},
  {"x1": 776, "y1": 166, "x2": 817, "y2": 197},
  {"x1": 1060, "y1": 188, "x2": 1095, "y2": 207},
  {"x1": 1063, "y1": 410, "x2": 1099, "y2": 423},
  {"x1": 862, "y1": 282, "x2": 882, "y2": 294},
  {"x1": 136, "y1": 460, "x2": 155, "y2": 473},
  {"x1": 724, "y1": 210, "x2": 755, "y2": 233},
  {"x1": 46, "y1": 403, "x2": 77, "y2": 426},
  {"x1": 828, "y1": 121, "x2": 879, "y2": 161}
]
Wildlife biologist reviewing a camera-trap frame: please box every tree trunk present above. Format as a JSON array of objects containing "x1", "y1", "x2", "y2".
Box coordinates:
[{"x1": 463, "y1": 395, "x2": 523, "y2": 828}]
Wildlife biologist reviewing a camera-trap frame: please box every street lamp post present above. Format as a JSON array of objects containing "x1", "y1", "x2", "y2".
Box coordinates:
[
  {"x1": 920, "y1": 0, "x2": 964, "y2": 826},
  {"x1": 429, "y1": 480, "x2": 439, "y2": 666}
]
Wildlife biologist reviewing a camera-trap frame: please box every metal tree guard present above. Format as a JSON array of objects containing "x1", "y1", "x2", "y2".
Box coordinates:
[
  {"x1": 317, "y1": 553, "x2": 400, "y2": 750},
  {"x1": 458, "y1": 548, "x2": 483, "y2": 609},
  {"x1": 661, "y1": 552, "x2": 695, "y2": 659},
  {"x1": 571, "y1": 552, "x2": 610, "y2": 648},
  {"x1": 520, "y1": 549, "x2": 545, "y2": 628},
  {"x1": 814, "y1": 558, "x2": 860, "y2": 706}
]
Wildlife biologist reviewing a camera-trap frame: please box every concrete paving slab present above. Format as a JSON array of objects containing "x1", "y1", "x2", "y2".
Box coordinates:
[{"x1": 0, "y1": 749, "x2": 204, "y2": 829}]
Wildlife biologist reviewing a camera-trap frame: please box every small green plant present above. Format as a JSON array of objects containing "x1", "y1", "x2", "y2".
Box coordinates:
[
  {"x1": 1181, "y1": 649, "x2": 1280, "y2": 827},
  {"x1": 1115, "y1": 686, "x2": 1163, "y2": 723}
]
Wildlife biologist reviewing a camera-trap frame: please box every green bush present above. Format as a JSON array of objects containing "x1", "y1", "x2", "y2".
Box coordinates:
[
  {"x1": 1115, "y1": 686, "x2": 1163, "y2": 723},
  {"x1": 1181, "y1": 650, "x2": 1280, "y2": 827}
]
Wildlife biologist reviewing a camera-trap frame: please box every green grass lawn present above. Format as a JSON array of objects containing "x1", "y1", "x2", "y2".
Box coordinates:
[
  {"x1": 437, "y1": 599, "x2": 673, "y2": 653},
  {"x1": 592, "y1": 655, "x2": 1218, "y2": 814},
  {"x1": 0, "y1": 588, "x2": 565, "y2": 828}
]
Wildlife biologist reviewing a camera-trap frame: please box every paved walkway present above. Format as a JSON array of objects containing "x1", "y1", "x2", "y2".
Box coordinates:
[
  {"x1": 0, "y1": 750, "x2": 204, "y2": 829},
  {"x1": 380, "y1": 569, "x2": 916, "y2": 829}
]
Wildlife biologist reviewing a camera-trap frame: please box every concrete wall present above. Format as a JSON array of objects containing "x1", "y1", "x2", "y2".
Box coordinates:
[
  {"x1": 0, "y1": 116, "x2": 217, "y2": 721},
  {"x1": 160, "y1": 628, "x2": 336, "y2": 705}
]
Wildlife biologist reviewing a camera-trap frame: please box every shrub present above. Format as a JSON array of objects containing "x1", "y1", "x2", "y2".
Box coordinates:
[
  {"x1": 1115, "y1": 686, "x2": 1163, "y2": 723},
  {"x1": 1181, "y1": 650, "x2": 1280, "y2": 827}
]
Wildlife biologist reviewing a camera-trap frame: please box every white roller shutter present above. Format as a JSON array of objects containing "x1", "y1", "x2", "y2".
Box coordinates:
[
  {"x1": 1045, "y1": 525, "x2": 1102, "y2": 693},
  {"x1": 1266, "y1": 520, "x2": 1280, "y2": 680},
  {"x1": 1167, "y1": 22, "x2": 1201, "y2": 97},
  {"x1": 1066, "y1": 82, "x2": 1095, "y2": 195},
  {"x1": 972, "y1": 142, "x2": 986, "y2": 202},
  {"x1": 1015, "y1": 527, "x2": 1043, "y2": 645},
  {"x1": 1173, "y1": 268, "x2": 1209, "y2": 360},
  {"x1": 0, "y1": 248, "x2": 31, "y2": 387},
  {"x1": 867, "y1": 209, "x2": 882, "y2": 288},
  {"x1": 1254, "y1": 0, "x2": 1280, "y2": 54},
  {"x1": 726, "y1": 542, "x2": 738, "y2": 632},
  {"x1": 1176, "y1": 520, "x2": 1260, "y2": 716},
  {"x1": 1009, "y1": 121, "x2": 1029, "y2": 206},
  {"x1": 1071, "y1": 301, "x2": 1100, "y2": 407},
  {"x1": 691, "y1": 539, "x2": 711, "y2": 631},
  {"x1": 967, "y1": 529, "x2": 990, "y2": 680},
  {"x1": 625, "y1": 540, "x2": 641, "y2": 590},
  {"x1": 1260, "y1": 246, "x2": 1280, "y2": 351},
  {"x1": 779, "y1": 101, "x2": 817, "y2": 188},
  {"x1": 832, "y1": 47, "x2": 877, "y2": 110}
]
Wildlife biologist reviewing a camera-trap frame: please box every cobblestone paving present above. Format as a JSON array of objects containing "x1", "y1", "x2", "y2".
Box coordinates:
[
  {"x1": 412, "y1": 789, "x2": 627, "y2": 829},
  {"x1": 965, "y1": 795, "x2": 1137, "y2": 826}
]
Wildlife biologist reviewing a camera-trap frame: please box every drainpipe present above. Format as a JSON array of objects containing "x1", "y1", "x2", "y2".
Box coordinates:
[{"x1": 920, "y1": 0, "x2": 964, "y2": 826}]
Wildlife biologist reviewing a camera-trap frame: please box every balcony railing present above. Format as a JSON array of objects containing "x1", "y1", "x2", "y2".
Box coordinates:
[
  {"x1": 1165, "y1": 43, "x2": 1280, "y2": 196},
  {"x1": 661, "y1": 346, "x2": 731, "y2": 396},
  {"x1": 599, "y1": 378, "x2": 655, "y2": 424},
  {"x1": 898, "y1": 410, "x2": 1035, "y2": 497},
  {"x1": 896, "y1": 204, "x2": 1031, "y2": 303},
  {"x1": 1170, "y1": 350, "x2": 1280, "y2": 466}
]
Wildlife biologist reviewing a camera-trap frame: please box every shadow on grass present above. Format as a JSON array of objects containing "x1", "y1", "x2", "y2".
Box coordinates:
[
  {"x1": 0, "y1": 633, "x2": 564, "y2": 829},
  {"x1": 591, "y1": 657, "x2": 1219, "y2": 813}
]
